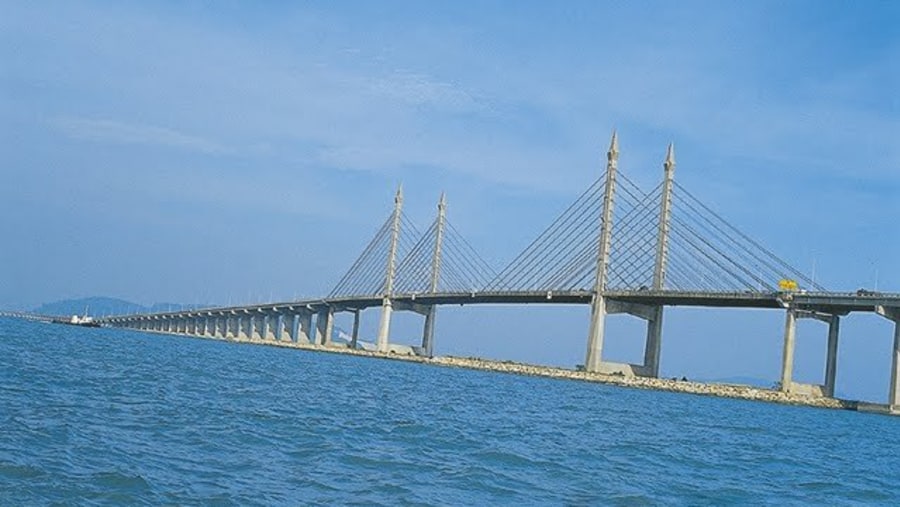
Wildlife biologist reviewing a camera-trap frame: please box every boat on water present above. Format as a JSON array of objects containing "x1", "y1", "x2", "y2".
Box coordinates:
[
  {"x1": 52, "y1": 307, "x2": 101, "y2": 328},
  {"x1": 61, "y1": 314, "x2": 101, "y2": 327}
]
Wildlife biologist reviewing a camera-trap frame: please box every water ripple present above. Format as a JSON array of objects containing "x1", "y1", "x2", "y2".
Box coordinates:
[{"x1": 2, "y1": 317, "x2": 900, "y2": 505}]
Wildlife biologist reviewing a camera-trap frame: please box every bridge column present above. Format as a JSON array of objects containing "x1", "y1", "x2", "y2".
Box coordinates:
[
  {"x1": 236, "y1": 315, "x2": 244, "y2": 339},
  {"x1": 264, "y1": 314, "x2": 276, "y2": 341},
  {"x1": 376, "y1": 300, "x2": 393, "y2": 352},
  {"x1": 316, "y1": 309, "x2": 334, "y2": 346},
  {"x1": 877, "y1": 307, "x2": 900, "y2": 409},
  {"x1": 780, "y1": 308, "x2": 797, "y2": 393},
  {"x1": 422, "y1": 306, "x2": 436, "y2": 357},
  {"x1": 225, "y1": 314, "x2": 241, "y2": 339},
  {"x1": 275, "y1": 314, "x2": 288, "y2": 341},
  {"x1": 377, "y1": 185, "x2": 403, "y2": 353},
  {"x1": 217, "y1": 316, "x2": 227, "y2": 338},
  {"x1": 892, "y1": 321, "x2": 900, "y2": 408},
  {"x1": 350, "y1": 310, "x2": 361, "y2": 349},
  {"x1": 585, "y1": 132, "x2": 618, "y2": 373},
  {"x1": 643, "y1": 307, "x2": 664, "y2": 377},
  {"x1": 259, "y1": 314, "x2": 268, "y2": 341},
  {"x1": 301, "y1": 312, "x2": 314, "y2": 344},
  {"x1": 255, "y1": 314, "x2": 264, "y2": 340},
  {"x1": 288, "y1": 314, "x2": 301, "y2": 343},
  {"x1": 824, "y1": 315, "x2": 840, "y2": 398}
]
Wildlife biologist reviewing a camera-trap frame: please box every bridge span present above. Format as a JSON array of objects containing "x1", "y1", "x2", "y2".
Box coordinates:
[{"x1": 95, "y1": 134, "x2": 900, "y2": 410}]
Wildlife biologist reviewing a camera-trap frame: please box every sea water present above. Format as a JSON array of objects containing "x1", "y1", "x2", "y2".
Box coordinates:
[{"x1": 1, "y1": 317, "x2": 898, "y2": 505}]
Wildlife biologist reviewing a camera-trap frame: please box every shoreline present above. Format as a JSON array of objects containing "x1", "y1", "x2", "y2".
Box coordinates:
[{"x1": 128, "y1": 329, "x2": 899, "y2": 415}]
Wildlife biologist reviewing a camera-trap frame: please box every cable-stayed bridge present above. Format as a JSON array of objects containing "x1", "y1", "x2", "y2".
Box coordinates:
[{"x1": 102, "y1": 133, "x2": 900, "y2": 408}]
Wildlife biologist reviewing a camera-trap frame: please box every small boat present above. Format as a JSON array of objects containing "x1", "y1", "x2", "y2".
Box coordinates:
[
  {"x1": 53, "y1": 306, "x2": 101, "y2": 328},
  {"x1": 64, "y1": 314, "x2": 101, "y2": 327}
]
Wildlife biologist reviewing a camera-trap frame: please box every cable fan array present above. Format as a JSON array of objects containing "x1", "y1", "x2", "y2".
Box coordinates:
[
  {"x1": 661, "y1": 182, "x2": 824, "y2": 292},
  {"x1": 330, "y1": 174, "x2": 822, "y2": 298},
  {"x1": 329, "y1": 211, "x2": 495, "y2": 298}
]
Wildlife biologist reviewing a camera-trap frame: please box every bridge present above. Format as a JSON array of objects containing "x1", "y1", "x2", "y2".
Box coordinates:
[{"x1": 98, "y1": 133, "x2": 900, "y2": 409}]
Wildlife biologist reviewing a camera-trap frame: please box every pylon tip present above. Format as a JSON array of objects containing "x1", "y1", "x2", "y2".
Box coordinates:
[
  {"x1": 665, "y1": 143, "x2": 675, "y2": 167},
  {"x1": 609, "y1": 130, "x2": 619, "y2": 154}
]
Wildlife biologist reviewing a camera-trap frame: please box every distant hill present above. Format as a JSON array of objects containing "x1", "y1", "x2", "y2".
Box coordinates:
[
  {"x1": 33, "y1": 297, "x2": 216, "y2": 318},
  {"x1": 34, "y1": 297, "x2": 147, "y2": 318}
]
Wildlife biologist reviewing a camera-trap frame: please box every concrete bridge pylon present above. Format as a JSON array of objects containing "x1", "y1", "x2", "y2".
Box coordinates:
[
  {"x1": 585, "y1": 134, "x2": 676, "y2": 379},
  {"x1": 376, "y1": 185, "x2": 403, "y2": 353}
]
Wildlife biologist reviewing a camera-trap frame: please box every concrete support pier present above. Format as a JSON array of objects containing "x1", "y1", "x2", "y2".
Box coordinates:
[
  {"x1": 290, "y1": 314, "x2": 301, "y2": 343},
  {"x1": 780, "y1": 308, "x2": 797, "y2": 393},
  {"x1": 877, "y1": 306, "x2": 900, "y2": 410},
  {"x1": 643, "y1": 306, "x2": 664, "y2": 378},
  {"x1": 248, "y1": 315, "x2": 257, "y2": 340},
  {"x1": 892, "y1": 321, "x2": 900, "y2": 408},
  {"x1": 779, "y1": 309, "x2": 841, "y2": 397},
  {"x1": 260, "y1": 314, "x2": 271, "y2": 341},
  {"x1": 825, "y1": 315, "x2": 840, "y2": 398},
  {"x1": 301, "y1": 313, "x2": 314, "y2": 344},
  {"x1": 275, "y1": 314, "x2": 288, "y2": 341},
  {"x1": 316, "y1": 309, "x2": 334, "y2": 346},
  {"x1": 350, "y1": 310, "x2": 361, "y2": 349},
  {"x1": 422, "y1": 306, "x2": 436, "y2": 358}
]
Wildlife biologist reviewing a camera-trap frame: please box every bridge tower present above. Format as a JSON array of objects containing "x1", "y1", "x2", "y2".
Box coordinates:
[
  {"x1": 643, "y1": 143, "x2": 676, "y2": 377},
  {"x1": 376, "y1": 185, "x2": 403, "y2": 353},
  {"x1": 421, "y1": 192, "x2": 447, "y2": 357},
  {"x1": 585, "y1": 132, "x2": 619, "y2": 372}
]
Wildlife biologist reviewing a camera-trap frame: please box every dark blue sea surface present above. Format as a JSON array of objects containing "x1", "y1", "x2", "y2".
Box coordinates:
[{"x1": 1, "y1": 317, "x2": 898, "y2": 505}]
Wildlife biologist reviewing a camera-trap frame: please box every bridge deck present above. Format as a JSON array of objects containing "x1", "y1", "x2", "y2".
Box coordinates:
[{"x1": 97, "y1": 290, "x2": 900, "y2": 322}]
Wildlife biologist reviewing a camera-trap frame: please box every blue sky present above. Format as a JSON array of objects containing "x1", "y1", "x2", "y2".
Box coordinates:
[{"x1": 2, "y1": 1, "x2": 898, "y2": 401}]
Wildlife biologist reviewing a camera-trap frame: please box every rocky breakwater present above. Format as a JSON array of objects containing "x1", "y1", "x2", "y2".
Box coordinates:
[
  {"x1": 430, "y1": 356, "x2": 858, "y2": 411},
  {"x1": 174, "y1": 331, "x2": 860, "y2": 412}
]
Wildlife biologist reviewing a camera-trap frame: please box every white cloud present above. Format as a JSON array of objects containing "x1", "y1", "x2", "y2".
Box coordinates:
[
  {"x1": 367, "y1": 70, "x2": 481, "y2": 112},
  {"x1": 50, "y1": 117, "x2": 228, "y2": 155}
]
